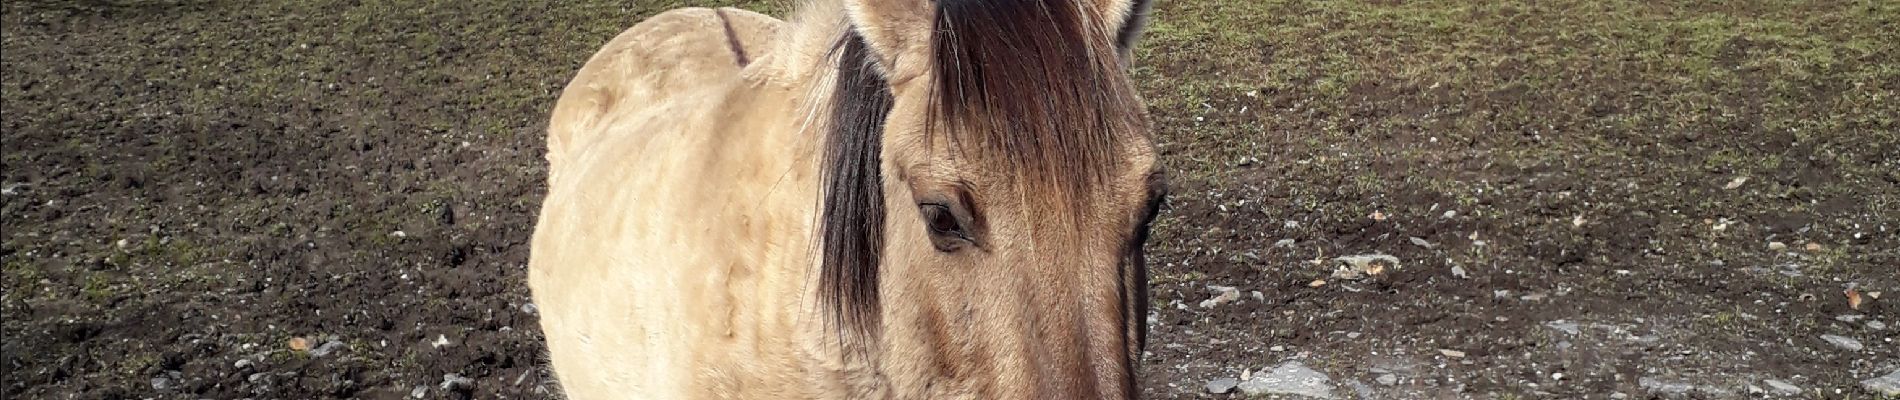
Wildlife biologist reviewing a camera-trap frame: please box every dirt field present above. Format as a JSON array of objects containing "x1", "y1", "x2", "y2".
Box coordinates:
[{"x1": 3, "y1": 0, "x2": 1895, "y2": 399}]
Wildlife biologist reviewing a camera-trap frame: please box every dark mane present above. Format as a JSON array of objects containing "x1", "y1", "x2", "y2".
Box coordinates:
[
  {"x1": 818, "y1": 33, "x2": 892, "y2": 340},
  {"x1": 817, "y1": 0, "x2": 1146, "y2": 340},
  {"x1": 928, "y1": 0, "x2": 1141, "y2": 198}
]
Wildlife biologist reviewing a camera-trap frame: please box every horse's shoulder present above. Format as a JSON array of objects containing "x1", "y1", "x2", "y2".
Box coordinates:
[{"x1": 547, "y1": 8, "x2": 785, "y2": 174}]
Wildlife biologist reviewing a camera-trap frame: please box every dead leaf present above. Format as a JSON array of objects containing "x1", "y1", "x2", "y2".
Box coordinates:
[
  {"x1": 1723, "y1": 176, "x2": 1749, "y2": 190},
  {"x1": 289, "y1": 337, "x2": 311, "y2": 352},
  {"x1": 1366, "y1": 263, "x2": 1386, "y2": 276},
  {"x1": 1847, "y1": 289, "x2": 1863, "y2": 310},
  {"x1": 1370, "y1": 210, "x2": 1387, "y2": 221},
  {"x1": 1868, "y1": 291, "x2": 1882, "y2": 300},
  {"x1": 1439, "y1": 349, "x2": 1466, "y2": 358},
  {"x1": 1308, "y1": 279, "x2": 1327, "y2": 288},
  {"x1": 1805, "y1": 243, "x2": 1823, "y2": 252}
]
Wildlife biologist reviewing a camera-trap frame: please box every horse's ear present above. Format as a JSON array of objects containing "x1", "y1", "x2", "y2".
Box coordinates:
[
  {"x1": 840, "y1": 0, "x2": 933, "y2": 75},
  {"x1": 1110, "y1": 0, "x2": 1155, "y2": 60}
]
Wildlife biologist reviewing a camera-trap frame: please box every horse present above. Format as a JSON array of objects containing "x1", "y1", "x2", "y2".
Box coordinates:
[{"x1": 528, "y1": 0, "x2": 1165, "y2": 397}]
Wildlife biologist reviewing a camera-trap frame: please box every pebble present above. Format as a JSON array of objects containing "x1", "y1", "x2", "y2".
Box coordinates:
[
  {"x1": 1639, "y1": 377, "x2": 1695, "y2": 395},
  {"x1": 440, "y1": 374, "x2": 475, "y2": 392},
  {"x1": 431, "y1": 334, "x2": 453, "y2": 348},
  {"x1": 1270, "y1": 345, "x2": 1287, "y2": 352},
  {"x1": 1438, "y1": 349, "x2": 1466, "y2": 358},
  {"x1": 1376, "y1": 374, "x2": 1398, "y2": 385},
  {"x1": 521, "y1": 302, "x2": 539, "y2": 315},
  {"x1": 234, "y1": 359, "x2": 255, "y2": 370},
  {"x1": 1863, "y1": 369, "x2": 1900, "y2": 396},
  {"x1": 1408, "y1": 237, "x2": 1434, "y2": 248},
  {"x1": 1820, "y1": 334, "x2": 1864, "y2": 351},
  {"x1": 1610, "y1": 393, "x2": 1628, "y2": 399},
  {"x1": 1450, "y1": 265, "x2": 1468, "y2": 279},
  {"x1": 1837, "y1": 314, "x2": 1865, "y2": 323},
  {"x1": 1236, "y1": 361, "x2": 1337, "y2": 399},
  {"x1": 1200, "y1": 285, "x2": 1241, "y2": 308},
  {"x1": 1205, "y1": 377, "x2": 1238, "y2": 394},
  {"x1": 1274, "y1": 238, "x2": 1297, "y2": 248},
  {"x1": 1768, "y1": 241, "x2": 1788, "y2": 251},
  {"x1": 1348, "y1": 380, "x2": 1376, "y2": 400},
  {"x1": 1762, "y1": 379, "x2": 1800, "y2": 395},
  {"x1": 310, "y1": 340, "x2": 348, "y2": 357},
  {"x1": 1545, "y1": 320, "x2": 1580, "y2": 336},
  {"x1": 411, "y1": 385, "x2": 429, "y2": 399},
  {"x1": 1868, "y1": 320, "x2": 1887, "y2": 330}
]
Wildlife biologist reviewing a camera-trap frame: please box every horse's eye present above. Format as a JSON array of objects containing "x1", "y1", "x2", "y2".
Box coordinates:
[
  {"x1": 919, "y1": 203, "x2": 970, "y2": 252},
  {"x1": 923, "y1": 204, "x2": 965, "y2": 236}
]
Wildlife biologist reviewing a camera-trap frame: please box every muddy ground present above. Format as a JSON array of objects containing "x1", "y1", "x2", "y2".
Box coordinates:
[{"x1": 3, "y1": 0, "x2": 1896, "y2": 399}]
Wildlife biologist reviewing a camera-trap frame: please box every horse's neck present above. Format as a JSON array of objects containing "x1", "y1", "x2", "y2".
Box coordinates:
[{"x1": 727, "y1": 7, "x2": 901, "y2": 396}]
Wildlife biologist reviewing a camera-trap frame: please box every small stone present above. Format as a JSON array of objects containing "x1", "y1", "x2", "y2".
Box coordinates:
[
  {"x1": 1346, "y1": 332, "x2": 1362, "y2": 339},
  {"x1": 1820, "y1": 334, "x2": 1864, "y2": 351},
  {"x1": 248, "y1": 372, "x2": 267, "y2": 383},
  {"x1": 1409, "y1": 237, "x2": 1433, "y2": 248},
  {"x1": 151, "y1": 376, "x2": 174, "y2": 391},
  {"x1": 1376, "y1": 374, "x2": 1398, "y2": 385},
  {"x1": 410, "y1": 385, "x2": 429, "y2": 399},
  {"x1": 1552, "y1": 372, "x2": 1564, "y2": 381},
  {"x1": 1867, "y1": 320, "x2": 1887, "y2": 330},
  {"x1": 234, "y1": 359, "x2": 255, "y2": 370},
  {"x1": 309, "y1": 340, "x2": 348, "y2": 357},
  {"x1": 1863, "y1": 369, "x2": 1900, "y2": 396},
  {"x1": 1349, "y1": 380, "x2": 1376, "y2": 400},
  {"x1": 1270, "y1": 345, "x2": 1287, "y2": 352},
  {"x1": 1236, "y1": 361, "x2": 1337, "y2": 399},
  {"x1": 521, "y1": 302, "x2": 538, "y2": 315},
  {"x1": 1274, "y1": 238, "x2": 1297, "y2": 248},
  {"x1": 1639, "y1": 377, "x2": 1695, "y2": 395},
  {"x1": 391, "y1": 230, "x2": 407, "y2": 238},
  {"x1": 1768, "y1": 241, "x2": 1788, "y2": 251},
  {"x1": 1200, "y1": 285, "x2": 1242, "y2": 308},
  {"x1": 1723, "y1": 176, "x2": 1749, "y2": 190},
  {"x1": 1206, "y1": 378, "x2": 1239, "y2": 394},
  {"x1": 440, "y1": 374, "x2": 475, "y2": 392},
  {"x1": 431, "y1": 334, "x2": 453, "y2": 348},
  {"x1": 1545, "y1": 320, "x2": 1581, "y2": 336},
  {"x1": 1762, "y1": 379, "x2": 1800, "y2": 395},
  {"x1": 1610, "y1": 393, "x2": 1629, "y2": 399},
  {"x1": 1438, "y1": 349, "x2": 1466, "y2": 358},
  {"x1": 288, "y1": 337, "x2": 312, "y2": 352},
  {"x1": 1804, "y1": 242, "x2": 1822, "y2": 252},
  {"x1": 1837, "y1": 314, "x2": 1866, "y2": 323},
  {"x1": 1450, "y1": 265, "x2": 1468, "y2": 279}
]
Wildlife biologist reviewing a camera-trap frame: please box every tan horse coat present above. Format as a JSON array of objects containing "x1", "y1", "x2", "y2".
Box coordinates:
[
  {"x1": 532, "y1": 5, "x2": 872, "y2": 399},
  {"x1": 532, "y1": 0, "x2": 1159, "y2": 397}
]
